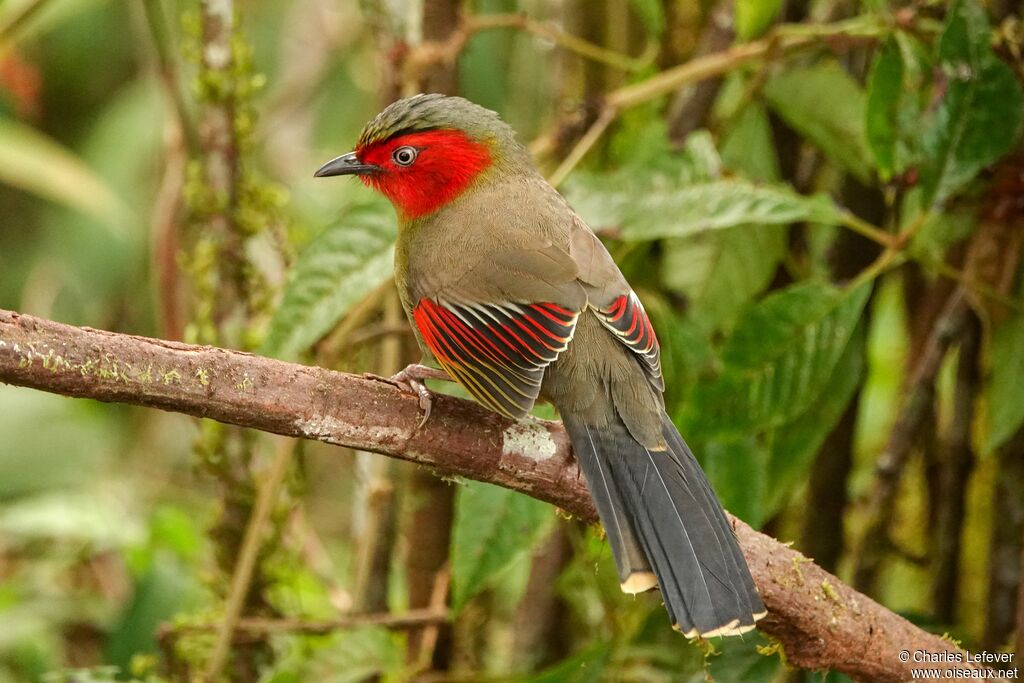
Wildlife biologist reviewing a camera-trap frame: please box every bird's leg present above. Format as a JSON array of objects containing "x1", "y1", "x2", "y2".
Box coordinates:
[{"x1": 386, "y1": 363, "x2": 452, "y2": 428}]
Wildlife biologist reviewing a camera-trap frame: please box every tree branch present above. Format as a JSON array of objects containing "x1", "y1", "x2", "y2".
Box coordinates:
[{"x1": 0, "y1": 308, "x2": 996, "y2": 682}]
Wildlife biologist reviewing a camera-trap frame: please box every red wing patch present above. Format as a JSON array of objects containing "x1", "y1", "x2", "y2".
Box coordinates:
[
  {"x1": 413, "y1": 298, "x2": 579, "y2": 419},
  {"x1": 593, "y1": 291, "x2": 663, "y2": 390}
]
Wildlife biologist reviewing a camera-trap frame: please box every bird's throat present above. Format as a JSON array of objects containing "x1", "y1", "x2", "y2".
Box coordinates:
[{"x1": 361, "y1": 130, "x2": 493, "y2": 220}]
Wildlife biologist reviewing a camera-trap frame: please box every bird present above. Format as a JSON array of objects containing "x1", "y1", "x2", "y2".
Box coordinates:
[{"x1": 315, "y1": 93, "x2": 766, "y2": 638}]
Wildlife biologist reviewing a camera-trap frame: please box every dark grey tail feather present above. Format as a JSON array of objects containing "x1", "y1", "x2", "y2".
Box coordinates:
[
  {"x1": 564, "y1": 413, "x2": 766, "y2": 637},
  {"x1": 661, "y1": 420, "x2": 765, "y2": 617},
  {"x1": 570, "y1": 418, "x2": 652, "y2": 581}
]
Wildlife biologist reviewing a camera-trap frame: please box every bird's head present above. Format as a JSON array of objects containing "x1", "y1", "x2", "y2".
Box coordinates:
[{"x1": 315, "y1": 94, "x2": 530, "y2": 221}]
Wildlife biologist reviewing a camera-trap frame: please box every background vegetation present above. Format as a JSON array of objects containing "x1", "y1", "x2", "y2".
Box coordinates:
[{"x1": 0, "y1": 0, "x2": 1022, "y2": 680}]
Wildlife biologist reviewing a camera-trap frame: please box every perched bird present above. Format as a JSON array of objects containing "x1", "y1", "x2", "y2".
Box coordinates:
[{"x1": 315, "y1": 94, "x2": 766, "y2": 638}]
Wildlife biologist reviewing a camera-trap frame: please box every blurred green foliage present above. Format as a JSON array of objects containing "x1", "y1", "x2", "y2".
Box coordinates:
[{"x1": 1, "y1": 0, "x2": 1023, "y2": 681}]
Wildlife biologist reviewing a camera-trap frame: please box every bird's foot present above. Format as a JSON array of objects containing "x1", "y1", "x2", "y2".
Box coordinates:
[{"x1": 386, "y1": 364, "x2": 451, "y2": 428}]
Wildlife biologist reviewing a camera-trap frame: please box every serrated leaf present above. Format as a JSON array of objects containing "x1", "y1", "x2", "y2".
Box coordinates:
[
  {"x1": 702, "y1": 435, "x2": 767, "y2": 527},
  {"x1": 261, "y1": 201, "x2": 395, "y2": 359},
  {"x1": 0, "y1": 116, "x2": 130, "y2": 233},
  {"x1": 451, "y1": 480, "x2": 554, "y2": 612},
  {"x1": 690, "y1": 281, "x2": 872, "y2": 435},
  {"x1": 920, "y1": 0, "x2": 1024, "y2": 206},
  {"x1": 571, "y1": 178, "x2": 839, "y2": 242},
  {"x1": 765, "y1": 322, "x2": 865, "y2": 516},
  {"x1": 623, "y1": 182, "x2": 837, "y2": 239},
  {"x1": 763, "y1": 61, "x2": 873, "y2": 183},
  {"x1": 736, "y1": 0, "x2": 782, "y2": 41},
  {"x1": 986, "y1": 312, "x2": 1024, "y2": 451},
  {"x1": 662, "y1": 224, "x2": 784, "y2": 331}
]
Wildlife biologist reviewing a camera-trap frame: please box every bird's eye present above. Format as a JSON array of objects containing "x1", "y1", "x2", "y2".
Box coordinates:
[{"x1": 392, "y1": 146, "x2": 419, "y2": 166}]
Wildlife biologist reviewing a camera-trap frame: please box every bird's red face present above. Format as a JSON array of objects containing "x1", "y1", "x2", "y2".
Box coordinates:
[{"x1": 316, "y1": 129, "x2": 492, "y2": 220}]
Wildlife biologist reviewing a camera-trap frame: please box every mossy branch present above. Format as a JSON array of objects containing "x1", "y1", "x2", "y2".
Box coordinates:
[{"x1": 0, "y1": 308, "x2": 997, "y2": 683}]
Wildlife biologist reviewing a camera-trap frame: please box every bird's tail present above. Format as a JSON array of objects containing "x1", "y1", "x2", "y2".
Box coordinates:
[{"x1": 563, "y1": 411, "x2": 766, "y2": 638}]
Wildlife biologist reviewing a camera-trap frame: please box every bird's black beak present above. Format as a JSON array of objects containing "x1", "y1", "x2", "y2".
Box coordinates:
[{"x1": 314, "y1": 151, "x2": 380, "y2": 178}]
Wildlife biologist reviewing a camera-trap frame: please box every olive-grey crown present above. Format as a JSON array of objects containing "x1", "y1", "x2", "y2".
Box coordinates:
[{"x1": 356, "y1": 94, "x2": 528, "y2": 163}]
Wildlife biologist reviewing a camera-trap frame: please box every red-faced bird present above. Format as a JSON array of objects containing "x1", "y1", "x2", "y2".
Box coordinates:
[{"x1": 315, "y1": 94, "x2": 766, "y2": 638}]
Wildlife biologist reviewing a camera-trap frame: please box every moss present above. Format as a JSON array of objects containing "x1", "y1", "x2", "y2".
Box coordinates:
[
  {"x1": 790, "y1": 554, "x2": 812, "y2": 586},
  {"x1": 821, "y1": 579, "x2": 842, "y2": 605},
  {"x1": 182, "y1": 235, "x2": 220, "y2": 346},
  {"x1": 757, "y1": 639, "x2": 782, "y2": 658},
  {"x1": 179, "y1": 9, "x2": 288, "y2": 354},
  {"x1": 161, "y1": 369, "x2": 183, "y2": 385},
  {"x1": 757, "y1": 635, "x2": 788, "y2": 666},
  {"x1": 939, "y1": 632, "x2": 964, "y2": 648},
  {"x1": 4, "y1": 340, "x2": 196, "y2": 389},
  {"x1": 171, "y1": 11, "x2": 293, "y2": 673},
  {"x1": 820, "y1": 579, "x2": 847, "y2": 625},
  {"x1": 235, "y1": 372, "x2": 254, "y2": 391}
]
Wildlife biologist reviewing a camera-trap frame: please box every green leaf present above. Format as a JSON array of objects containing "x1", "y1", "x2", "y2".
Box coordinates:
[
  {"x1": 735, "y1": 0, "x2": 782, "y2": 41},
  {"x1": 624, "y1": 182, "x2": 838, "y2": 240},
  {"x1": 765, "y1": 322, "x2": 865, "y2": 516},
  {"x1": 304, "y1": 627, "x2": 406, "y2": 683},
  {"x1": 573, "y1": 126, "x2": 721, "y2": 202},
  {"x1": 261, "y1": 201, "x2": 395, "y2": 359},
  {"x1": 606, "y1": 125, "x2": 722, "y2": 180},
  {"x1": 909, "y1": 205, "x2": 978, "y2": 262},
  {"x1": 763, "y1": 60, "x2": 874, "y2": 183},
  {"x1": 690, "y1": 281, "x2": 872, "y2": 435},
  {"x1": 523, "y1": 643, "x2": 611, "y2": 683},
  {"x1": 628, "y1": 0, "x2": 664, "y2": 38},
  {"x1": 865, "y1": 39, "x2": 904, "y2": 179},
  {"x1": 451, "y1": 480, "x2": 554, "y2": 612},
  {"x1": 702, "y1": 435, "x2": 767, "y2": 527},
  {"x1": 571, "y1": 178, "x2": 839, "y2": 242},
  {"x1": 0, "y1": 0, "x2": 102, "y2": 46},
  {"x1": 662, "y1": 225, "x2": 785, "y2": 331},
  {"x1": 0, "y1": 391, "x2": 119, "y2": 499},
  {"x1": 920, "y1": 0, "x2": 1024, "y2": 206},
  {"x1": 720, "y1": 102, "x2": 780, "y2": 182},
  {"x1": 986, "y1": 312, "x2": 1024, "y2": 451},
  {"x1": 0, "y1": 116, "x2": 130, "y2": 232},
  {"x1": 699, "y1": 632, "x2": 784, "y2": 682},
  {"x1": 864, "y1": 33, "x2": 932, "y2": 180},
  {"x1": 675, "y1": 129, "x2": 722, "y2": 182},
  {"x1": 0, "y1": 491, "x2": 142, "y2": 546},
  {"x1": 641, "y1": 294, "x2": 716, "y2": 414},
  {"x1": 105, "y1": 559, "x2": 199, "y2": 670}
]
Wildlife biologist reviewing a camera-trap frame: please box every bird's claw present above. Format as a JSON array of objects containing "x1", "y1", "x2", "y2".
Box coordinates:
[{"x1": 389, "y1": 364, "x2": 449, "y2": 429}]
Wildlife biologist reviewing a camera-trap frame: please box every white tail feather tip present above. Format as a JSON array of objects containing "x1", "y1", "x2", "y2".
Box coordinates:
[
  {"x1": 674, "y1": 614, "x2": 763, "y2": 639},
  {"x1": 620, "y1": 572, "x2": 658, "y2": 594}
]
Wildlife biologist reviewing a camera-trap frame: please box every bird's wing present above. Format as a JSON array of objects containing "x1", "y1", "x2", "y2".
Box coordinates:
[
  {"x1": 412, "y1": 243, "x2": 587, "y2": 419},
  {"x1": 569, "y1": 215, "x2": 664, "y2": 391}
]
